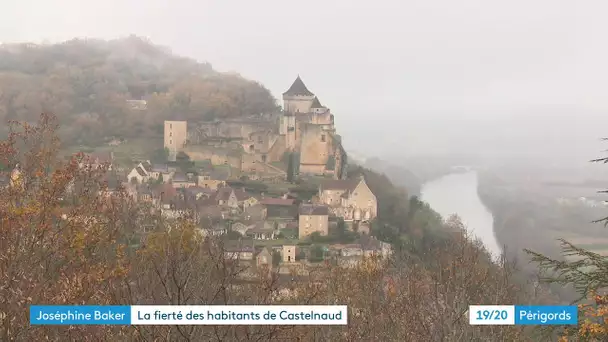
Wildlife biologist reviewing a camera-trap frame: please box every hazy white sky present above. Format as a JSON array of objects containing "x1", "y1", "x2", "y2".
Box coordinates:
[{"x1": 1, "y1": 0, "x2": 607, "y2": 160}]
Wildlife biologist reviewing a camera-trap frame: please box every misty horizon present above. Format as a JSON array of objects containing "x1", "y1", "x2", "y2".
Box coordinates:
[{"x1": 2, "y1": 0, "x2": 608, "y2": 166}]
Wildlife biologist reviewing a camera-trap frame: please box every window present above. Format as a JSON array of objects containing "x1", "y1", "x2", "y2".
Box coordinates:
[
  {"x1": 249, "y1": 145, "x2": 254, "y2": 151},
  {"x1": 170, "y1": 124, "x2": 172, "y2": 129},
  {"x1": 321, "y1": 135, "x2": 326, "y2": 142},
  {"x1": 169, "y1": 132, "x2": 172, "y2": 137},
  {"x1": 261, "y1": 155, "x2": 267, "y2": 162},
  {"x1": 169, "y1": 139, "x2": 172, "y2": 145}
]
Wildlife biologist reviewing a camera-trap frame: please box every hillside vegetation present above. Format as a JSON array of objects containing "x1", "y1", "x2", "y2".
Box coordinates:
[
  {"x1": 0, "y1": 36, "x2": 278, "y2": 145},
  {"x1": 0, "y1": 114, "x2": 546, "y2": 341}
]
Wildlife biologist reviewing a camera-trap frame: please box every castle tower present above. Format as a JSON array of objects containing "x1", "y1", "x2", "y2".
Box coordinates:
[
  {"x1": 282, "y1": 76, "x2": 315, "y2": 114},
  {"x1": 164, "y1": 121, "x2": 188, "y2": 160},
  {"x1": 299, "y1": 123, "x2": 331, "y2": 174},
  {"x1": 279, "y1": 112, "x2": 297, "y2": 149},
  {"x1": 283, "y1": 245, "x2": 296, "y2": 263},
  {"x1": 309, "y1": 96, "x2": 333, "y2": 126}
]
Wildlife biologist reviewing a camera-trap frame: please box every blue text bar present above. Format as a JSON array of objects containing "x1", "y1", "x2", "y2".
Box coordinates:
[
  {"x1": 30, "y1": 305, "x2": 131, "y2": 325},
  {"x1": 515, "y1": 305, "x2": 578, "y2": 325}
]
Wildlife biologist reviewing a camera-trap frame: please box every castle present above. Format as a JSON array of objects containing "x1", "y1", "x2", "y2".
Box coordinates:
[{"x1": 164, "y1": 76, "x2": 347, "y2": 179}]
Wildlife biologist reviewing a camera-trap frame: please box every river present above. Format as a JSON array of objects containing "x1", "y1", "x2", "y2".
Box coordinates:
[{"x1": 420, "y1": 171, "x2": 502, "y2": 257}]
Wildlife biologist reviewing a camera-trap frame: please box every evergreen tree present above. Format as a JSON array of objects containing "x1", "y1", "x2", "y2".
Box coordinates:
[
  {"x1": 526, "y1": 145, "x2": 608, "y2": 340},
  {"x1": 286, "y1": 153, "x2": 295, "y2": 183}
]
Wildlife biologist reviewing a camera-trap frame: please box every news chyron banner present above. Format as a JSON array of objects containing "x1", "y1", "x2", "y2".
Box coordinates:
[
  {"x1": 30, "y1": 305, "x2": 348, "y2": 325},
  {"x1": 469, "y1": 305, "x2": 578, "y2": 325}
]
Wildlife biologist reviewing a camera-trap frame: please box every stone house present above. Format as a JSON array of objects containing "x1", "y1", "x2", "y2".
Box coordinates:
[
  {"x1": 128, "y1": 166, "x2": 148, "y2": 184},
  {"x1": 200, "y1": 221, "x2": 227, "y2": 237},
  {"x1": 198, "y1": 203, "x2": 225, "y2": 221},
  {"x1": 224, "y1": 245, "x2": 255, "y2": 261},
  {"x1": 359, "y1": 236, "x2": 393, "y2": 258},
  {"x1": 231, "y1": 222, "x2": 250, "y2": 236},
  {"x1": 184, "y1": 186, "x2": 215, "y2": 201},
  {"x1": 137, "y1": 185, "x2": 154, "y2": 203},
  {"x1": 339, "y1": 244, "x2": 363, "y2": 257},
  {"x1": 259, "y1": 198, "x2": 297, "y2": 219},
  {"x1": 198, "y1": 169, "x2": 229, "y2": 190},
  {"x1": 318, "y1": 176, "x2": 377, "y2": 223},
  {"x1": 298, "y1": 204, "x2": 329, "y2": 239},
  {"x1": 127, "y1": 161, "x2": 153, "y2": 183},
  {"x1": 214, "y1": 187, "x2": 250, "y2": 209},
  {"x1": 139, "y1": 161, "x2": 152, "y2": 174},
  {"x1": 161, "y1": 199, "x2": 194, "y2": 220},
  {"x1": 149, "y1": 164, "x2": 173, "y2": 182},
  {"x1": 172, "y1": 172, "x2": 197, "y2": 188},
  {"x1": 338, "y1": 256, "x2": 362, "y2": 268},
  {"x1": 282, "y1": 245, "x2": 296, "y2": 263},
  {"x1": 243, "y1": 204, "x2": 267, "y2": 221},
  {"x1": 246, "y1": 221, "x2": 277, "y2": 240},
  {"x1": 243, "y1": 196, "x2": 260, "y2": 209},
  {"x1": 81, "y1": 151, "x2": 114, "y2": 170},
  {"x1": 256, "y1": 247, "x2": 272, "y2": 266}
]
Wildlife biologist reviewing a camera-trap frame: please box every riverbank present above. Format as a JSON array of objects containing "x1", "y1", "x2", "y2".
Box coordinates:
[{"x1": 420, "y1": 171, "x2": 502, "y2": 257}]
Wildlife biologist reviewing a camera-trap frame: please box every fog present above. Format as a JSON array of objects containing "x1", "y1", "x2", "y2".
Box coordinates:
[{"x1": 2, "y1": 0, "x2": 608, "y2": 167}]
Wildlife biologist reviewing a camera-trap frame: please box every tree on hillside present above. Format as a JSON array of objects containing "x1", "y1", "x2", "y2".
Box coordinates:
[
  {"x1": 175, "y1": 151, "x2": 194, "y2": 171},
  {"x1": 286, "y1": 153, "x2": 295, "y2": 183},
  {"x1": 0, "y1": 114, "x2": 542, "y2": 340},
  {"x1": 150, "y1": 147, "x2": 169, "y2": 164},
  {"x1": 0, "y1": 38, "x2": 278, "y2": 146},
  {"x1": 526, "y1": 146, "x2": 608, "y2": 341},
  {"x1": 0, "y1": 114, "x2": 132, "y2": 340}
]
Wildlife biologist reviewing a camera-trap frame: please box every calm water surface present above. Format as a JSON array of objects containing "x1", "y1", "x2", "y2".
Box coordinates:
[{"x1": 420, "y1": 171, "x2": 502, "y2": 257}]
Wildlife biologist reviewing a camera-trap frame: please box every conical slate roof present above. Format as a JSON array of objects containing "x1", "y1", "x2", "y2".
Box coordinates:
[
  {"x1": 310, "y1": 96, "x2": 323, "y2": 108},
  {"x1": 283, "y1": 76, "x2": 314, "y2": 96}
]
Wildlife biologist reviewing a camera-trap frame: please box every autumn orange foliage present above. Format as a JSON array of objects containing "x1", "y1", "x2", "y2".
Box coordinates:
[{"x1": 0, "y1": 114, "x2": 540, "y2": 341}]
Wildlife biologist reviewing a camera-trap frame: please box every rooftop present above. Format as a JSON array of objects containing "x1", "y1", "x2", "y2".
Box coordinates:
[
  {"x1": 135, "y1": 166, "x2": 146, "y2": 177},
  {"x1": 310, "y1": 96, "x2": 323, "y2": 108},
  {"x1": 299, "y1": 204, "x2": 329, "y2": 216},
  {"x1": 151, "y1": 164, "x2": 169, "y2": 172},
  {"x1": 283, "y1": 76, "x2": 314, "y2": 97},
  {"x1": 259, "y1": 198, "x2": 295, "y2": 206},
  {"x1": 320, "y1": 178, "x2": 361, "y2": 192}
]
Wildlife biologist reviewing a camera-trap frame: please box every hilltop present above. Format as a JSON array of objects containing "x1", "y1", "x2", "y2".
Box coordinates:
[{"x1": 0, "y1": 36, "x2": 278, "y2": 145}]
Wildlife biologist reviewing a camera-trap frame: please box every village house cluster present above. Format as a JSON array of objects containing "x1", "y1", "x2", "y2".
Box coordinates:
[{"x1": 0, "y1": 77, "x2": 389, "y2": 274}]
